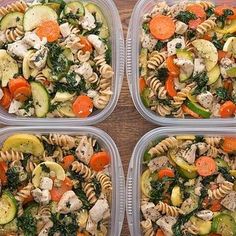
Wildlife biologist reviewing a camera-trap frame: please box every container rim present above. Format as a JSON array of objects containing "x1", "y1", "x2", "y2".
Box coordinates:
[
  {"x1": 0, "y1": 0, "x2": 124, "y2": 126},
  {"x1": 0, "y1": 126, "x2": 125, "y2": 236},
  {"x1": 126, "y1": 126, "x2": 236, "y2": 236},
  {"x1": 126, "y1": 0, "x2": 236, "y2": 126}
]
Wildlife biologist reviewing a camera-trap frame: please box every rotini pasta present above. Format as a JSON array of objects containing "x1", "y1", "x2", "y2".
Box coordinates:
[
  {"x1": 96, "y1": 172, "x2": 112, "y2": 193},
  {"x1": 196, "y1": 15, "x2": 217, "y2": 35},
  {"x1": 0, "y1": 150, "x2": 23, "y2": 162},
  {"x1": 147, "y1": 51, "x2": 166, "y2": 70},
  {"x1": 5, "y1": 25, "x2": 24, "y2": 42},
  {"x1": 71, "y1": 161, "x2": 95, "y2": 180},
  {"x1": 208, "y1": 181, "x2": 234, "y2": 200},
  {"x1": 83, "y1": 182, "x2": 97, "y2": 205},
  {"x1": 141, "y1": 219, "x2": 155, "y2": 236},
  {"x1": 156, "y1": 201, "x2": 182, "y2": 217}
]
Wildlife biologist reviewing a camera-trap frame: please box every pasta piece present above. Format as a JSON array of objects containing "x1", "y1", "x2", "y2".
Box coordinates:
[
  {"x1": 5, "y1": 25, "x2": 24, "y2": 43},
  {"x1": 94, "y1": 54, "x2": 114, "y2": 79},
  {"x1": 204, "y1": 137, "x2": 222, "y2": 147},
  {"x1": 152, "y1": 104, "x2": 172, "y2": 117},
  {"x1": 15, "y1": 182, "x2": 33, "y2": 203},
  {"x1": 0, "y1": 0, "x2": 27, "y2": 18},
  {"x1": 93, "y1": 87, "x2": 112, "y2": 110},
  {"x1": 207, "y1": 145, "x2": 218, "y2": 158},
  {"x1": 141, "y1": 219, "x2": 155, "y2": 236},
  {"x1": 83, "y1": 182, "x2": 97, "y2": 205},
  {"x1": 45, "y1": 134, "x2": 76, "y2": 150},
  {"x1": 96, "y1": 172, "x2": 112, "y2": 193},
  {"x1": 196, "y1": 15, "x2": 217, "y2": 35},
  {"x1": 208, "y1": 181, "x2": 234, "y2": 200},
  {"x1": 146, "y1": 75, "x2": 162, "y2": 94},
  {"x1": 183, "y1": 221, "x2": 199, "y2": 235},
  {"x1": 0, "y1": 150, "x2": 23, "y2": 162},
  {"x1": 196, "y1": 1, "x2": 214, "y2": 10},
  {"x1": 172, "y1": 107, "x2": 185, "y2": 118},
  {"x1": 77, "y1": 50, "x2": 91, "y2": 62},
  {"x1": 147, "y1": 51, "x2": 167, "y2": 70},
  {"x1": 71, "y1": 161, "x2": 95, "y2": 180},
  {"x1": 156, "y1": 201, "x2": 183, "y2": 217}
]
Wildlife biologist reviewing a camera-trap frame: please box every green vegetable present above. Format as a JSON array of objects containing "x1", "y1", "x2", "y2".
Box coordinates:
[
  {"x1": 155, "y1": 68, "x2": 169, "y2": 82},
  {"x1": 42, "y1": 139, "x2": 57, "y2": 156},
  {"x1": 186, "y1": 29, "x2": 196, "y2": 40},
  {"x1": 105, "y1": 42, "x2": 112, "y2": 65},
  {"x1": 216, "y1": 87, "x2": 230, "y2": 101},
  {"x1": 216, "y1": 9, "x2": 234, "y2": 28},
  {"x1": 212, "y1": 33, "x2": 224, "y2": 50},
  {"x1": 218, "y1": 167, "x2": 235, "y2": 183},
  {"x1": 191, "y1": 72, "x2": 209, "y2": 95},
  {"x1": 155, "y1": 40, "x2": 166, "y2": 51},
  {"x1": 149, "y1": 180, "x2": 165, "y2": 204},
  {"x1": 92, "y1": 178, "x2": 101, "y2": 198},
  {"x1": 185, "y1": 100, "x2": 212, "y2": 118},
  {"x1": 141, "y1": 88, "x2": 151, "y2": 108},
  {"x1": 142, "y1": 22, "x2": 149, "y2": 33},
  {"x1": 40, "y1": 163, "x2": 51, "y2": 173},
  {"x1": 175, "y1": 11, "x2": 197, "y2": 24},
  {"x1": 206, "y1": 7, "x2": 214, "y2": 18},
  {"x1": 6, "y1": 167, "x2": 20, "y2": 190},
  {"x1": 17, "y1": 213, "x2": 37, "y2": 236}
]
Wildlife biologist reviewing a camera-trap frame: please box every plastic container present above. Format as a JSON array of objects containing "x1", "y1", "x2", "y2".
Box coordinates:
[
  {"x1": 126, "y1": 126, "x2": 236, "y2": 236},
  {"x1": 0, "y1": 0, "x2": 124, "y2": 126},
  {"x1": 126, "y1": 0, "x2": 236, "y2": 126},
  {"x1": 0, "y1": 126, "x2": 125, "y2": 236}
]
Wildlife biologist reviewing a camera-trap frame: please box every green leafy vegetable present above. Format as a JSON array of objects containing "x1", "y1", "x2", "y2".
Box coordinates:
[
  {"x1": 216, "y1": 9, "x2": 234, "y2": 28},
  {"x1": 216, "y1": 87, "x2": 230, "y2": 101},
  {"x1": 73, "y1": 187, "x2": 91, "y2": 210},
  {"x1": 218, "y1": 167, "x2": 235, "y2": 183},
  {"x1": 186, "y1": 29, "x2": 196, "y2": 40},
  {"x1": 92, "y1": 178, "x2": 102, "y2": 198},
  {"x1": 212, "y1": 33, "x2": 223, "y2": 50},
  {"x1": 6, "y1": 167, "x2": 20, "y2": 190},
  {"x1": 156, "y1": 68, "x2": 169, "y2": 82},
  {"x1": 142, "y1": 22, "x2": 150, "y2": 34},
  {"x1": 17, "y1": 213, "x2": 37, "y2": 236},
  {"x1": 175, "y1": 11, "x2": 197, "y2": 24},
  {"x1": 191, "y1": 72, "x2": 209, "y2": 95},
  {"x1": 40, "y1": 163, "x2": 51, "y2": 173},
  {"x1": 42, "y1": 139, "x2": 57, "y2": 156},
  {"x1": 155, "y1": 40, "x2": 166, "y2": 51},
  {"x1": 206, "y1": 7, "x2": 214, "y2": 18},
  {"x1": 105, "y1": 43, "x2": 112, "y2": 65}
]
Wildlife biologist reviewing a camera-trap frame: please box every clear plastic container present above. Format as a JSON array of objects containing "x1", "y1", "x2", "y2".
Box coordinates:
[
  {"x1": 0, "y1": 0, "x2": 124, "y2": 126},
  {"x1": 126, "y1": 0, "x2": 236, "y2": 126},
  {"x1": 0, "y1": 126, "x2": 125, "y2": 236},
  {"x1": 126, "y1": 126, "x2": 236, "y2": 236}
]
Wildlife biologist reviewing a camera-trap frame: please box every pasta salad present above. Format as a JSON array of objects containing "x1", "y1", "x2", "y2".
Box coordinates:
[
  {"x1": 140, "y1": 1, "x2": 236, "y2": 119},
  {"x1": 0, "y1": 0, "x2": 113, "y2": 118},
  {"x1": 0, "y1": 133, "x2": 112, "y2": 235},
  {"x1": 140, "y1": 135, "x2": 236, "y2": 236}
]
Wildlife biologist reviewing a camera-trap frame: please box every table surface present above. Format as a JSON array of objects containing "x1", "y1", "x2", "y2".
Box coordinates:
[{"x1": 96, "y1": 1, "x2": 157, "y2": 235}]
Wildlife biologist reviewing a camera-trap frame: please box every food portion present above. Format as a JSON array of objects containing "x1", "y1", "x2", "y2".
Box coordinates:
[
  {"x1": 140, "y1": 135, "x2": 236, "y2": 236},
  {"x1": 140, "y1": 1, "x2": 236, "y2": 118},
  {"x1": 0, "y1": 133, "x2": 112, "y2": 235},
  {"x1": 0, "y1": 0, "x2": 113, "y2": 118}
]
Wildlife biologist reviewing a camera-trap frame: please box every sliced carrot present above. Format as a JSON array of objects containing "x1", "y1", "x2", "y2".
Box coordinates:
[
  {"x1": 61, "y1": 155, "x2": 75, "y2": 170},
  {"x1": 223, "y1": 80, "x2": 233, "y2": 92},
  {"x1": 166, "y1": 56, "x2": 180, "y2": 76},
  {"x1": 89, "y1": 151, "x2": 110, "y2": 172},
  {"x1": 72, "y1": 95, "x2": 94, "y2": 118},
  {"x1": 215, "y1": 6, "x2": 236, "y2": 20},
  {"x1": 158, "y1": 168, "x2": 175, "y2": 179},
  {"x1": 0, "y1": 161, "x2": 8, "y2": 185},
  {"x1": 203, "y1": 33, "x2": 212, "y2": 41},
  {"x1": 188, "y1": 18, "x2": 203, "y2": 29},
  {"x1": 0, "y1": 88, "x2": 12, "y2": 109},
  {"x1": 165, "y1": 76, "x2": 177, "y2": 97},
  {"x1": 220, "y1": 101, "x2": 236, "y2": 118},
  {"x1": 77, "y1": 233, "x2": 86, "y2": 236},
  {"x1": 222, "y1": 137, "x2": 236, "y2": 153},
  {"x1": 186, "y1": 4, "x2": 206, "y2": 19},
  {"x1": 36, "y1": 20, "x2": 60, "y2": 42},
  {"x1": 218, "y1": 50, "x2": 228, "y2": 61},
  {"x1": 195, "y1": 156, "x2": 217, "y2": 177},
  {"x1": 9, "y1": 76, "x2": 29, "y2": 95},
  {"x1": 79, "y1": 36, "x2": 93, "y2": 53},
  {"x1": 13, "y1": 86, "x2": 31, "y2": 102},
  {"x1": 182, "y1": 104, "x2": 201, "y2": 118},
  {"x1": 210, "y1": 199, "x2": 222, "y2": 212},
  {"x1": 139, "y1": 77, "x2": 147, "y2": 93},
  {"x1": 23, "y1": 194, "x2": 34, "y2": 205},
  {"x1": 149, "y1": 15, "x2": 175, "y2": 40},
  {"x1": 156, "y1": 229, "x2": 165, "y2": 236},
  {"x1": 51, "y1": 177, "x2": 73, "y2": 202}
]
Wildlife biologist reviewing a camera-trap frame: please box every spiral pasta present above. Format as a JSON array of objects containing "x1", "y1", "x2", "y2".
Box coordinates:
[
  {"x1": 196, "y1": 1, "x2": 214, "y2": 10},
  {"x1": 173, "y1": 107, "x2": 184, "y2": 118},
  {"x1": 5, "y1": 25, "x2": 24, "y2": 43},
  {"x1": 77, "y1": 50, "x2": 91, "y2": 62},
  {"x1": 147, "y1": 51, "x2": 166, "y2": 70},
  {"x1": 0, "y1": 150, "x2": 23, "y2": 162},
  {"x1": 71, "y1": 161, "x2": 95, "y2": 180},
  {"x1": 153, "y1": 104, "x2": 172, "y2": 117},
  {"x1": 204, "y1": 137, "x2": 222, "y2": 147},
  {"x1": 45, "y1": 134, "x2": 76, "y2": 150},
  {"x1": 183, "y1": 221, "x2": 199, "y2": 235},
  {"x1": 196, "y1": 15, "x2": 217, "y2": 35},
  {"x1": 15, "y1": 182, "x2": 33, "y2": 203},
  {"x1": 83, "y1": 182, "x2": 97, "y2": 205},
  {"x1": 141, "y1": 219, "x2": 155, "y2": 236},
  {"x1": 208, "y1": 181, "x2": 234, "y2": 200},
  {"x1": 96, "y1": 172, "x2": 112, "y2": 193},
  {"x1": 93, "y1": 87, "x2": 112, "y2": 109},
  {"x1": 157, "y1": 86, "x2": 167, "y2": 100},
  {"x1": 0, "y1": 0, "x2": 27, "y2": 18},
  {"x1": 94, "y1": 54, "x2": 114, "y2": 79},
  {"x1": 146, "y1": 75, "x2": 162, "y2": 94},
  {"x1": 148, "y1": 137, "x2": 178, "y2": 157},
  {"x1": 156, "y1": 201, "x2": 182, "y2": 217}
]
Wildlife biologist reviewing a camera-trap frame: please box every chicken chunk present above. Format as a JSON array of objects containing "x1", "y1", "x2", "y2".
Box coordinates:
[
  {"x1": 87, "y1": 34, "x2": 107, "y2": 55},
  {"x1": 193, "y1": 58, "x2": 206, "y2": 76},
  {"x1": 89, "y1": 199, "x2": 109, "y2": 223},
  {"x1": 147, "y1": 156, "x2": 168, "y2": 172},
  {"x1": 156, "y1": 216, "x2": 177, "y2": 236},
  {"x1": 196, "y1": 91, "x2": 213, "y2": 109},
  {"x1": 167, "y1": 37, "x2": 185, "y2": 56},
  {"x1": 221, "y1": 192, "x2": 236, "y2": 211},
  {"x1": 141, "y1": 202, "x2": 161, "y2": 222},
  {"x1": 196, "y1": 210, "x2": 214, "y2": 221}
]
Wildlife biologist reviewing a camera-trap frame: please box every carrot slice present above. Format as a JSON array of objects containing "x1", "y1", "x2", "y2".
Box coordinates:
[
  {"x1": 9, "y1": 76, "x2": 29, "y2": 95},
  {"x1": 158, "y1": 168, "x2": 175, "y2": 179},
  {"x1": 166, "y1": 56, "x2": 180, "y2": 76},
  {"x1": 186, "y1": 4, "x2": 206, "y2": 19},
  {"x1": 139, "y1": 77, "x2": 147, "y2": 93},
  {"x1": 149, "y1": 15, "x2": 175, "y2": 40},
  {"x1": 77, "y1": 233, "x2": 86, "y2": 236},
  {"x1": 220, "y1": 101, "x2": 236, "y2": 118},
  {"x1": 89, "y1": 151, "x2": 110, "y2": 172},
  {"x1": 195, "y1": 156, "x2": 217, "y2": 177},
  {"x1": 222, "y1": 137, "x2": 236, "y2": 153},
  {"x1": 210, "y1": 199, "x2": 222, "y2": 212},
  {"x1": 0, "y1": 88, "x2": 12, "y2": 109},
  {"x1": 61, "y1": 155, "x2": 75, "y2": 170},
  {"x1": 165, "y1": 76, "x2": 177, "y2": 97},
  {"x1": 203, "y1": 33, "x2": 212, "y2": 41},
  {"x1": 188, "y1": 18, "x2": 203, "y2": 29},
  {"x1": 223, "y1": 80, "x2": 233, "y2": 92},
  {"x1": 182, "y1": 105, "x2": 201, "y2": 118},
  {"x1": 156, "y1": 229, "x2": 165, "y2": 236},
  {"x1": 79, "y1": 36, "x2": 93, "y2": 53},
  {"x1": 36, "y1": 20, "x2": 60, "y2": 42},
  {"x1": 13, "y1": 86, "x2": 31, "y2": 102},
  {"x1": 0, "y1": 161, "x2": 7, "y2": 185},
  {"x1": 72, "y1": 95, "x2": 94, "y2": 118},
  {"x1": 218, "y1": 50, "x2": 228, "y2": 61},
  {"x1": 215, "y1": 6, "x2": 236, "y2": 20}
]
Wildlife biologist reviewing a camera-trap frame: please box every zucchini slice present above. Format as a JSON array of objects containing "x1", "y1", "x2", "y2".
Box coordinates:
[
  {"x1": 0, "y1": 12, "x2": 24, "y2": 30},
  {"x1": 64, "y1": 1, "x2": 84, "y2": 16},
  {"x1": 30, "y1": 82, "x2": 50, "y2": 117},
  {"x1": 23, "y1": 5, "x2": 58, "y2": 31}
]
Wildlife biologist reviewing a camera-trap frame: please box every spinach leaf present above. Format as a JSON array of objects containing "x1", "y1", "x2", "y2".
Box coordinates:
[
  {"x1": 6, "y1": 167, "x2": 20, "y2": 190},
  {"x1": 175, "y1": 11, "x2": 197, "y2": 24},
  {"x1": 149, "y1": 180, "x2": 164, "y2": 204},
  {"x1": 105, "y1": 43, "x2": 112, "y2": 65},
  {"x1": 218, "y1": 167, "x2": 235, "y2": 183},
  {"x1": 195, "y1": 135, "x2": 204, "y2": 143},
  {"x1": 42, "y1": 139, "x2": 57, "y2": 156},
  {"x1": 17, "y1": 213, "x2": 37, "y2": 236},
  {"x1": 155, "y1": 40, "x2": 166, "y2": 51},
  {"x1": 191, "y1": 72, "x2": 209, "y2": 95},
  {"x1": 83, "y1": 19, "x2": 102, "y2": 35},
  {"x1": 186, "y1": 29, "x2": 196, "y2": 40},
  {"x1": 216, "y1": 87, "x2": 230, "y2": 101},
  {"x1": 73, "y1": 187, "x2": 91, "y2": 210},
  {"x1": 212, "y1": 34, "x2": 223, "y2": 50},
  {"x1": 21, "y1": 153, "x2": 31, "y2": 169},
  {"x1": 142, "y1": 22, "x2": 150, "y2": 34},
  {"x1": 206, "y1": 7, "x2": 214, "y2": 18},
  {"x1": 40, "y1": 163, "x2": 51, "y2": 173},
  {"x1": 156, "y1": 68, "x2": 169, "y2": 82},
  {"x1": 216, "y1": 9, "x2": 234, "y2": 28},
  {"x1": 92, "y1": 178, "x2": 102, "y2": 198}
]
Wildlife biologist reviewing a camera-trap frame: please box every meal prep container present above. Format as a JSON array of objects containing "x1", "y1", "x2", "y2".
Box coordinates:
[
  {"x1": 0, "y1": 0, "x2": 124, "y2": 126},
  {"x1": 126, "y1": 126, "x2": 236, "y2": 236},
  {"x1": 126, "y1": 0, "x2": 236, "y2": 126},
  {"x1": 0, "y1": 126, "x2": 125, "y2": 236}
]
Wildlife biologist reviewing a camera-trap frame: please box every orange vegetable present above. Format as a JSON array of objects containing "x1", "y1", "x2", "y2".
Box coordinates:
[
  {"x1": 220, "y1": 101, "x2": 236, "y2": 118},
  {"x1": 139, "y1": 77, "x2": 147, "y2": 93},
  {"x1": 0, "y1": 88, "x2": 12, "y2": 109},
  {"x1": 36, "y1": 20, "x2": 60, "y2": 42},
  {"x1": 23, "y1": 195, "x2": 34, "y2": 204},
  {"x1": 13, "y1": 86, "x2": 31, "y2": 102},
  {"x1": 166, "y1": 56, "x2": 180, "y2": 76},
  {"x1": 158, "y1": 168, "x2": 175, "y2": 179},
  {"x1": 9, "y1": 76, "x2": 29, "y2": 95},
  {"x1": 189, "y1": 18, "x2": 203, "y2": 29},
  {"x1": 223, "y1": 80, "x2": 233, "y2": 92},
  {"x1": 186, "y1": 4, "x2": 206, "y2": 19},
  {"x1": 77, "y1": 233, "x2": 86, "y2": 236},
  {"x1": 89, "y1": 151, "x2": 110, "y2": 172},
  {"x1": 218, "y1": 50, "x2": 228, "y2": 61},
  {"x1": 203, "y1": 33, "x2": 212, "y2": 41},
  {"x1": 195, "y1": 156, "x2": 217, "y2": 177},
  {"x1": 215, "y1": 6, "x2": 236, "y2": 20},
  {"x1": 51, "y1": 177, "x2": 73, "y2": 202},
  {"x1": 182, "y1": 104, "x2": 201, "y2": 118},
  {"x1": 165, "y1": 76, "x2": 177, "y2": 97},
  {"x1": 222, "y1": 137, "x2": 236, "y2": 153},
  {"x1": 156, "y1": 229, "x2": 165, "y2": 236},
  {"x1": 61, "y1": 155, "x2": 75, "y2": 170},
  {"x1": 72, "y1": 95, "x2": 94, "y2": 118},
  {"x1": 0, "y1": 161, "x2": 8, "y2": 185},
  {"x1": 79, "y1": 36, "x2": 93, "y2": 53},
  {"x1": 210, "y1": 199, "x2": 222, "y2": 212},
  {"x1": 149, "y1": 15, "x2": 175, "y2": 40}
]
